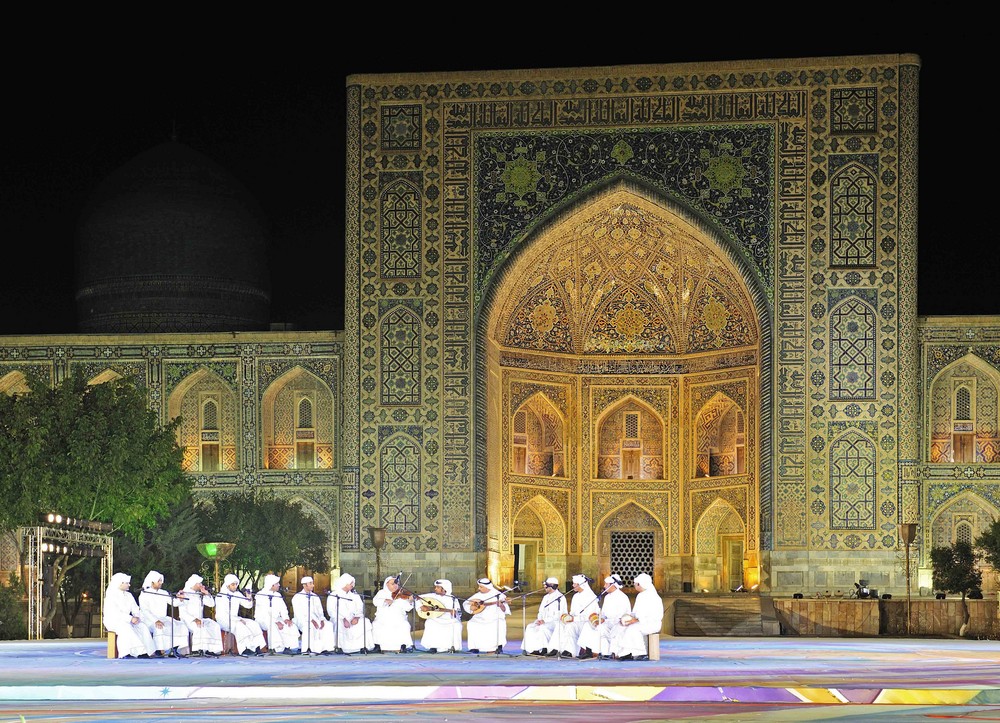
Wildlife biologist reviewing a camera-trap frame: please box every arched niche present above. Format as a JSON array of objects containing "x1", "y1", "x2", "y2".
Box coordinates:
[
  {"x1": 693, "y1": 392, "x2": 745, "y2": 478},
  {"x1": 0, "y1": 371, "x2": 29, "y2": 396},
  {"x1": 512, "y1": 494, "x2": 567, "y2": 589},
  {"x1": 166, "y1": 367, "x2": 239, "y2": 473},
  {"x1": 594, "y1": 394, "x2": 665, "y2": 480},
  {"x1": 261, "y1": 366, "x2": 336, "y2": 470},
  {"x1": 928, "y1": 354, "x2": 1000, "y2": 463},
  {"x1": 694, "y1": 498, "x2": 746, "y2": 592},
  {"x1": 595, "y1": 501, "x2": 666, "y2": 588},
  {"x1": 929, "y1": 491, "x2": 999, "y2": 551},
  {"x1": 511, "y1": 392, "x2": 566, "y2": 477}
]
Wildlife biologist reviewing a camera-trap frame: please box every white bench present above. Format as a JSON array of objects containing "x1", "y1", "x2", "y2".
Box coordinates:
[{"x1": 647, "y1": 633, "x2": 660, "y2": 661}]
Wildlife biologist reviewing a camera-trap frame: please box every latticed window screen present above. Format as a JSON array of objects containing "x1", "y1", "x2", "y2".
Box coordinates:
[
  {"x1": 955, "y1": 386, "x2": 972, "y2": 421},
  {"x1": 514, "y1": 410, "x2": 526, "y2": 434},
  {"x1": 624, "y1": 412, "x2": 639, "y2": 439},
  {"x1": 298, "y1": 397, "x2": 313, "y2": 428},
  {"x1": 610, "y1": 532, "x2": 654, "y2": 586},
  {"x1": 202, "y1": 399, "x2": 218, "y2": 430},
  {"x1": 955, "y1": 520, "x2": 973, "y2": 545}
]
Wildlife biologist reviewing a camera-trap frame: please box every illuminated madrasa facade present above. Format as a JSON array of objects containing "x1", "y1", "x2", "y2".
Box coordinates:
[{"x1": 3, "y1": 54, "x2": 996, "y2": 599}]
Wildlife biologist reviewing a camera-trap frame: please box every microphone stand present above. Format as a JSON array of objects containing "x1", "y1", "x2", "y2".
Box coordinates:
[
  {"x1": 143, "y1": 587, "x2": 186, "y2": 658},
  {"x1": 515, "y1": 584, "x2": 546, "y2": 656},
  {"x1": 578, "y1": 586, "x2": 612, "y2": 661},
  {"x1": 328, "y1": 592, "x2": 351, "y2": 655},
  {"x1": 543, "y1": 588, "x2": 568, "y2": 662}
]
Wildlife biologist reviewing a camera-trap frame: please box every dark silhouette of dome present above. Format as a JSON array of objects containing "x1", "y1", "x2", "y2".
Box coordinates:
[{"x1": 76, "y1": 141, "x2": 271, "y2": 333}]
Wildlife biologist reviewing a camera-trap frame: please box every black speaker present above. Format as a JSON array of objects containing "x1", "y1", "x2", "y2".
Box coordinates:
[
  {"x1": 682, "y1": 582, "x2": 693, "y2": 593},
  {"x1": 881, "y1": 593, "x2": 892, "y2": 600},
  {"x1": 935, "y1": 592, "x2": 946, "y2": 600},
  {"x1": 792, "y1": 592, "x2": 804, "y2": 599}
]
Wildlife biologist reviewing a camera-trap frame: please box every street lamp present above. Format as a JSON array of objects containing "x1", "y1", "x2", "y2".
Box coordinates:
[
  {"x1": 899, "y1": 523, "x2": 917, "y2": 635},
  {"x1": 196, "y1": 542, "x2": 236, "y2": 591}
]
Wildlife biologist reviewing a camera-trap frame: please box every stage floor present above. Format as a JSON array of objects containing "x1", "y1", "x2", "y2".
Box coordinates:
[{"x1": 3, "y1": 635, "x2": 1000, "y2": 721}]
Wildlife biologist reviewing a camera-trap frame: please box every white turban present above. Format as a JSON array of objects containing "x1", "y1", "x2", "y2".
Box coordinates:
[
  {"x1": 434, "y1": 578, "x2": 453, "y2": 595},
  {"x1": 572, "y1": 574, "x2": 587, "y2": 585},
  {"x1": 223, "y1": 573, "x2": 239, "y2": 588},
  {"x1": 184, "y1": 574, "x2": 203, "y2": 590},
  {"x1": 301, "y1": 576, "x2": 314, "y2": 585},
  {"x1": 106, "y1": 571, "x2": 130, "y2": 595},
  {"x1": 264, "y1": 574, "x2": 281, "y2": 590},
  {"x1": 545, "y1": 577, "x2": 559, "y2": 587},
  {"x1": 142, "y1": 570, "x2": 163, "y2": 590},
  {"x1": 634, "y1": 573, "x2": 654, "y2": 591},
  {"x1": 335, "y1": 573, "x2": 355, "y2": 590},
  {"x1": 604, "y1": 574, "x2": 623, "y2": 587}
]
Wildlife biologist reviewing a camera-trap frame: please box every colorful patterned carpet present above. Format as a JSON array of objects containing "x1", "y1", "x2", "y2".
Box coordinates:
[{"x1": 3, "y1": 635, "x2": 1000, "y2": 720}]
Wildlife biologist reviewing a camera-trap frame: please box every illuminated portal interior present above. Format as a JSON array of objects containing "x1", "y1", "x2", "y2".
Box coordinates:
[{"x1": 485, "y1": 186, "x2": 761, "y2": 592}]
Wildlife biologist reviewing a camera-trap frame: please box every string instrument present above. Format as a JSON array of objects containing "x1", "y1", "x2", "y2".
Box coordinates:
[
  {"x1": 467, "y1": 598, "x2": 506, "y2": 615},
  {"x1": 416, "y1": 597, "x2": 452, "y2": 620}
]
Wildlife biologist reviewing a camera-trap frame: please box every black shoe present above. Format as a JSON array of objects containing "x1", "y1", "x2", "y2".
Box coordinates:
[
  {"x1": 400, "y1": 645, "x2": 408, "y2": 653},
  {"x1": 372, "y1": 644, "x2": 382, "y2": 654},
  {"x1": 559, "y1": 651, "x2": 573, "y2": 658},
  {"x1": 469, "y1": 648, "x2": 480, "y2": 654},
  {"x1": 122, "y1": 654, "x2": 135, "y2": 659},
  {"x1": 546, "y1": 649, "x2": 559, "y2": 657},
  {"x1": 495, "y1": 645, "x2": 503, "y2": 654},
  {"x1": 255, "y1": 648, "x2": 266, "y2": 657},
  {"x1": 578, "y1": 651, "x2": 596, "y2": 660},
  {"x1": 427, "y1": 648, "x2": 437, "y2": 654},
  {"x1": 153, "y1": 650, "x2": 165, "y2": 658},
  {"x1": 205, "y1": 651, "x2": 220, "y2": 658},
  {"x1": 634, "y1": 655, "x2": 648, "y2": 661},
  {"x1": 598, "y1": 654, "x2": 612, "y2": 660},
  {"x1": 138, "y1": 653, "x2": 150, "y2": 659},
  {"x1": 538, "y1": 648, "x2": 547, "y2": 656},
  {"x1": 240, "y1": 649, "x2": 253, "y2": 657},
  {"x1": 618, "y1": 653, "x2": 634, "y2": 661}
]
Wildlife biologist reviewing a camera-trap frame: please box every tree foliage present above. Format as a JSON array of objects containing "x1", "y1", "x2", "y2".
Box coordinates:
[
  {"x1": 931, "y1": 540, "x2": 982, "y2": 634},
  {"x1": 114, "y1": 497, "x2": 206, "y2": 592},
  {"x1": 974, "y1": 519, "x2": 1000, "y2": 572},
  {"x1": 197, "y1": 490, "x2": 328, "y2": 588},
  {"x1": 0, "y1": 370, "x2": 190, "y2": 631}
]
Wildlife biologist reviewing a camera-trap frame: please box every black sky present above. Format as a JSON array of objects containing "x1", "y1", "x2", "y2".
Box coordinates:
[{"x1": 1, "y1": 33, "x2": 989, "y2": 336}]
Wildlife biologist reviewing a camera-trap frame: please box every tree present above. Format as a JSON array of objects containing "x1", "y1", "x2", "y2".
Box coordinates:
[
  {"x1": 197, "y1": 490, "x2": 329, "y2": 588},
  {"x1": 931, "y1": 540, "x2": 982, "y2": 636},
  {"x1": 975, "y1": 519, "x2": 1000, "y2": 574},
  {"x1": 114, "y1": 497, "x2": 206, "y2": 590},
  {"x1": 0, "y1": 370, "x2": 190, "y2": 631}
]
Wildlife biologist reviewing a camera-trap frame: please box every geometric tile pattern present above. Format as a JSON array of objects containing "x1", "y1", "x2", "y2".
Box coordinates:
[
  {"x1": 829, "y1": 294, "x2": 877, "y2": 400},
  {"x1": 829, "y1": 429, "x2": 877, "y2": 529},
  {"x1": 830, "y1": 159, "x2": 877, "y2": 267},
  {"x1": 830, "y1": 87, "x2": 878, "y2": 135}
]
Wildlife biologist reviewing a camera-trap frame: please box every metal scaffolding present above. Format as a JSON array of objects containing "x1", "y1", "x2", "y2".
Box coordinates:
[{"x1": 20, "y1": 526, "x2": 113, "y2": 641}]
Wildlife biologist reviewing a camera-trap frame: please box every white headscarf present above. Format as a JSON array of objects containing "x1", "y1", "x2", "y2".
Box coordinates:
[
  {"x1": 382, "y1": 575, "x2": 398, "y2": 592},
  {"x1": 477, "y1": 577, "x2": 496, "y2": 591},
  {"x1": 184, "y1": 574, "x2": 203, "y2": 591},
  {"x1": 434, "y1": 578, "x2": 453, "y2": 595},
  {"x1": 572, "y1": 574, "x2": 588, "y2": 586},
  {"x1": 335, "y1": 573, "x2": 355, "y2": 590},
  {"x1": 106, "y1": 572, "x2": 131, "y2": 599},
  {"x1": 634, "y1": 573, "x2": 654, "y2": 591},
  {"x1": 301, "y1": 576, "x2": 314, "y2": 586},
  {"x1": 264, "y1": 574, "x2": 281, "y2": 590},
  {"x1": 604, "y1": 574, "x2": 623, "y2": 588},
  {"x1": 544, "y1": 577, "x2": 559, "y2": 587},
  {"x1": 223, "y1": 573, "x2": 239, "y2": 589},
  {"x1": 142, "y1": 570, "x2": 163, "y2": 590}
]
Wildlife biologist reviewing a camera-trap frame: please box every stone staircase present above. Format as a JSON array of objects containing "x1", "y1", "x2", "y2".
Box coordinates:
[{"x1": 672, "y1": 594, "x2": 772, "y2": 636}]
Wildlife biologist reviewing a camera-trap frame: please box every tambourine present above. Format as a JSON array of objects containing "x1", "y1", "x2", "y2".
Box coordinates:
[
  {"x1": 560, "y1": 613, "x2": 575, "y2": 624},
  {"x1": 620, "y1": 613, "x2": 637, "y2": 625},
  {"x1": 588, "y1": 612, "x2": 601, "y2": 629}
]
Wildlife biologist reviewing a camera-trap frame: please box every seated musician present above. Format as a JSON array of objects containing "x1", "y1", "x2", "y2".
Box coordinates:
[
  {"x1": 417, "y1": 578, "x2": 462, "y2": 653},
  {"x1": 372, "y1": 575, "x2": 414, "y2": 653},
  {"x1": 462, "y1": 577, "x2": 509, "y2": 654},
  {"x1": 327, "y1": 573, "x2": 374, "y2": 653},
  {"x1": 522, "y1": 576, "x2": 565, "y2": 657},
  {"x1": 614, "y1": 573, "x2": 664, "y2": 661}
]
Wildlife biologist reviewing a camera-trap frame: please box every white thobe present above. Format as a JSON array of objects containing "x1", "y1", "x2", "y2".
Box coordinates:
[
  {"x1": 372, "y1": 589, "x2": 414, "y2": 650},
  {"x1": 177, "y1": 589, "x2": 223, "y2": 654},
  {"x1": 595, "y1": 588, "x2": 631, "y2": 656},
  {"x1": 291, "y1": 591, "x2": 336, "y2": 653},
  {"x1": 327, "y1": 591, "x2": 374, "y2": 653},
  {"x1": 216, "y1": 588, "x2": 266, "y2": 654},
  {"x1": 462, "y1": 590, "x2": 510, "y2": 651},
  {"x1": 522, "y1": 589, "x2": 567, "y2": 654},
  {"x1": 103, "y1": 589, "x2": 155, "y2": 658},
  {"x1": 138, "y1": 588, "x2": 188, "y2": 653},
  {"x1": 254, "y1": 591, "x2": 300, "y2": 652},
  {"x1": 616, "y1": 588, "x2": 665, "y2": 658},
  {"x1": 416, "y1": 592, "x2": 462, "y2": 652},
  {"x1": 557, "y1": 587, "x2": 597, "y2": 656}
]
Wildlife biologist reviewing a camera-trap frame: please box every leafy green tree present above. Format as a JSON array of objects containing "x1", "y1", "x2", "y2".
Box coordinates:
[
  {"x1": 974, "y1": 519, "x2": 1000, "y2": 573},
  {"x1": 113, "y1": 497, "x2": 206, "y2": 595},
  {"x1": 0, "y1": 371, "x2": 190, "y2": 631},
  {"x1": 197, "y1": 490, "x2": 328, "y2": 588},
  {"x1": 0, "y1": 573, "x2": 27, "y2": 640},
  {"x1": 931, "y1": 540, "x2": 982, "y2": 635}
]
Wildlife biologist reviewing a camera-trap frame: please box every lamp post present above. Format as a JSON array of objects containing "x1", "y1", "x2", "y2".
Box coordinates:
[
  {"x1": 196, "y1": 542, "x2": 236, "y2": 591},
  {"x1": 367, "y1": 527, "x2": 386, "y2": 585},
  {"x1": 900, "y1": 523, "x2": 917, "y2": 636}
]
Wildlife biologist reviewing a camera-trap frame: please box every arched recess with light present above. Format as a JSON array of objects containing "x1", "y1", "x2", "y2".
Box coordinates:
[
  {"x1": 261, "y1": 366, "x2": 336, "y2": 470},
  {"x1": 167, "y1": 367, "x2": 239, "y2": 473},
  {"x1": 479, "y1": 179, "x2": 765, "y2": 587}
]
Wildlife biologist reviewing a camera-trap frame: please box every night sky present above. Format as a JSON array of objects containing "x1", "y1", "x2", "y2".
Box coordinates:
[{"x1": 2, "y1": 34, "x2": 989, "y2": 336}]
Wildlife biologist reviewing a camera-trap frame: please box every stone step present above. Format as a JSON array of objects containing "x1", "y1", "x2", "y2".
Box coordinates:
[{"x1": 673, "y1": 596, "x2": 765, "y2": 636}]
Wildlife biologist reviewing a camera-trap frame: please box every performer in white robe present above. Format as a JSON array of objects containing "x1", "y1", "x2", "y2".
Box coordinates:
[
  {"x1": 178, "y1": 574, "x2": 223, "y2": 656},
  {"x1": 138, "y1": 570, "x2": 188, "y2": 657},
  {"x1": 103, "y1": 572, "x2": 155, "y2": 659},
  {"x1": 521, "y1": 577, "x2": 566, "y2": 656},
  {"x1": 593, "y1": 574, "x2": 631, "y2": 658},
  {"x1": 372, "y1": 575, "x2": 414, "y2": 652},
  {"x1": 216, "y1": 573, "x2": 266, "y2": 656},
  {"x1": 327, "y1": 573, "x2": 373, "y2": 653},
  {"x1": 254, "y1": 574, "x2": 300, "y2": 654},
  {"x1": 291, "y1": 576, "x2": 336, "y2": 654},
  {"x1": 416, "y1": 578, "x2": 462, "y2": 653},
  {"x1": 556, "y1": 574, "x2": 598, "y2": 658},
  {"x1": 462, "y1": 577, "x2": 510, "y2": 653},
  {"x1": 615, "y1": 573, "x2": 664, "y2": 660}
]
